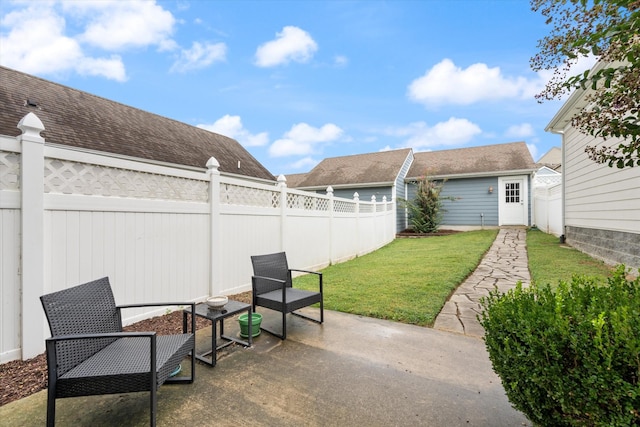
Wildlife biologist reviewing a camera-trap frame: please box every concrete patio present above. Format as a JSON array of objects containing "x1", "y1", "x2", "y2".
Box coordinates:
[{"x1": 0, "y1": 307, "x2": 528, "y2": 426}]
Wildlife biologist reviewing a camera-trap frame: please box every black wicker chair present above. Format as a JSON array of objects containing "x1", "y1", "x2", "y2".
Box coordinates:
[
  {"x1": 251, "y1": 252, "x2": 323, "y2": 339},
  {"x1": 39, "y1": 277, "x2": 195, "y2": 427}
]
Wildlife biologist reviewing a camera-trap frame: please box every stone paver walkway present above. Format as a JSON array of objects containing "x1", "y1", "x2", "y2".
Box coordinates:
[{"x1": 433, "y1": 228, "x2": 531, "y2": 338}]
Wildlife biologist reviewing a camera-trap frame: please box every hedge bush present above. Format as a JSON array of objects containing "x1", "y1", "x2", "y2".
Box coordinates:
[{"x1": 479, "y1": 265, "x2": 640, "y2": 426}]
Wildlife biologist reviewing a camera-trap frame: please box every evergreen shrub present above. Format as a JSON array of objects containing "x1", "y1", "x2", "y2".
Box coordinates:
[
  {"x1": 479, "y1": 265, "x2": 640, "y2": 426},
  {"x1": 401, "y1": 175, "x2": 449, "y2": 233}
]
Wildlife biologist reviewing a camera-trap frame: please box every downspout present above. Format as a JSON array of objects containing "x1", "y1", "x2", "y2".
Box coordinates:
[
  {"x1": 529, "y1": 170, "x2": 534, "y2": 228},
  {"x1": 404, "y1": 181, "x2": 409, "y2": 230},
  {"x1": 559, "y1": 130, "x2": 566, "y2": 243}
]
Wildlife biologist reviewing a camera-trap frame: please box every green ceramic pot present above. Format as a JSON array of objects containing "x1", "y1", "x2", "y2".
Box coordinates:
[{"x1": 238, "y1": 313, "x2": 262, "y2": 338}]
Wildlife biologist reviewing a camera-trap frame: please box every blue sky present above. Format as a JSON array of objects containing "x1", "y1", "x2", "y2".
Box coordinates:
[{"x1": 1, "y1": 0, "x2": 593, "y2": 176}]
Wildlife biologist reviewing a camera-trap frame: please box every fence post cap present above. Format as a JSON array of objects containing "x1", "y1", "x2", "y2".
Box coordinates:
[
  {"x1": 206, "y1": 157, "x2": 220, "y2": 169},
  {"x1": 17, "y1": 112, "x2": 45, "y2": 138}
]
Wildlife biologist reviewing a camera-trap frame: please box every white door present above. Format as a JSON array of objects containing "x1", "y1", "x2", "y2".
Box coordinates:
[{"x1": 499, "y1": 177, "x2": 527, "y2": 225}]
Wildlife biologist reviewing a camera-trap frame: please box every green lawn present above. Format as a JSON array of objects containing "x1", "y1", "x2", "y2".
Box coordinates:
[
  {"x1": 294, "y1": 229, "x2": 498, "y2": 326},
  {"x1": 293, "y1": 228, "x2": 620, "y2": 328},
  {"x1": 526, "y1": 229, "x2": 612, "y2": 287}
]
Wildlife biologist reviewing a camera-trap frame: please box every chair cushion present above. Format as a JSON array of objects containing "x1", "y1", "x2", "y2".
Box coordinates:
[
  {"x1": 256, "y1": 288, "x2": 322, "y2": 313},
  {"x1": 56, "y1": 334, "x2": 194, "y2": 398}
]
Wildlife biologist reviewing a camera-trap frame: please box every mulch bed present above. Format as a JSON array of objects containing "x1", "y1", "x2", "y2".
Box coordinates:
[
  {"x1": 0, "y1": 291, "x2": 252, "y2": 407},
  {"x1": 396, "y1": 229, "x2": 462, "y2": 237}
]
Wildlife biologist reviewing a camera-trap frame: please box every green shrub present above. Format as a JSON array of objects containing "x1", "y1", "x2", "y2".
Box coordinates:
[
  {"x1": 479, "y1": 265, "x2": 640, "y2": 426},
  {"x1": 401, "y1": 175, "x2": 450, "y2": 233}
]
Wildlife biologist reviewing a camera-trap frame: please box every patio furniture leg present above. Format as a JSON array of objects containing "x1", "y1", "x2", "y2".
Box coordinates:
[
  {"x1": 150, "y1": 388, "x2": 156, "y2": 427},
  {"x1": 150, "y1": 336, "x2": 157, "y2": 427},
  {"x1": 45, "y1": 340, "x2": 57, "y2": 427},
  {"x1": 282, "y1": 311, "x2": 287, "y2": 340},
  {"x1": 46, "y1": 391, "x2": 55, "y2": 427}
]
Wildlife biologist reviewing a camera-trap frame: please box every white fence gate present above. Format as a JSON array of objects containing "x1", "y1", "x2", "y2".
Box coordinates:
[
  {"x1": 533, "y1": 183, "x2": 563, "y2": 237},
  {"x1": 0, "y1": 113, "x2": 396, "y2": 363}
]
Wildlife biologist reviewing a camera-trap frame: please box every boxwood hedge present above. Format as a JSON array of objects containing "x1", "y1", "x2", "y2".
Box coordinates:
[{"x1": 479, "y1": 265, "x2": 639, "y2": 426}]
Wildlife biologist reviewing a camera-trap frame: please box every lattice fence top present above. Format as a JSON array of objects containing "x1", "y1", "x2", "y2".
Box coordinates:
[
  {"x1": 44, "y1": 158, "x2": 209, "y2": 202},
  {"x1": 0, "y1": 151, "x2": 20, "y2": 191},
  {"x1": 286, "y1": 193, "x2": 330, "y2": 211},
  {"x1": 4, "y1": 150, "x2": 393, "y2": 211},
  {"x1": 220, "y1": 182, "x2": 280, "y2": 207},
  {"x1": 334, "y1": 199, "x2": 356, "y2": 213},
  {"x1": 534, "y1": 175, "x2": 562, "y2": 187}
]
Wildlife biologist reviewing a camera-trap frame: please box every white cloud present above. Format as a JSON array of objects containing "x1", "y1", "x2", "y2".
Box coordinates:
[
  {"x1": 170, "y1": 41, "x2": 226, "y2": 73},
  {"x1": 66, "y1": 0, "x2": 177, "y2": 51},
  {"x1": 269, "y1": 123, "x2": 343, "y2": 157},
  {"x1": 290, "y1": 157, "x2": 318, "y2": 170},
  {"x1": 334, "y1": 55, "x2": 348, "y2": 67},
  {"x1": 386, "y1": 117, "x2": 482, "y2": 150},
  {"x1": 0, "y1": 4, "x2": 127, "y2": 81},
  {"x1": 286, "y1": 123, "x2": 342, "y2": 143},
  {"x1": 270, "y1": 138, "x2": 311, "y2": 156},
  {"x1": 505, "y1": 123, "x2": 535, "y2": 139},
  {"x1": 255, "y1": 26, "x2": 318, "y2": 67},
  {"x1": 198, "y1": 115, "x2": 269, "y2": 147},
  {"x1": 77, "y1": 55, "x2": 126, "y2": 81},
  {"x1": 408, "y1": 59, "x2": 541, "y2": 106}
]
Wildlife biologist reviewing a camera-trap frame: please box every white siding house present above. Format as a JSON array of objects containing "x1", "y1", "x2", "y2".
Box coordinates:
[{"x1": 546, "y1": 72, "x2": 640, "y2": 270}]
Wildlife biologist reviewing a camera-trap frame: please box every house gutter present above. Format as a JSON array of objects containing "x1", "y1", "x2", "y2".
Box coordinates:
[
  {"x1": 296, "y1": 181, "x2": 395, "y2": 192},
  {"x1": 404, "y1": 168, "x2": 538, "y2": 182}
]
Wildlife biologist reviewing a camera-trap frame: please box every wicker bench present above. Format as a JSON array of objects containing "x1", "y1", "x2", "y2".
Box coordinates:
[{"x1": 40, "y1": 277, "x2": 195, "y2": 427}]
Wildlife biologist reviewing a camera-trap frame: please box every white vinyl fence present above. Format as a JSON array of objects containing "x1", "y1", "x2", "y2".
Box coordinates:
[
  {"x1": 0, "y1": 113, "x2": 395, "y2": 362},
  {"x1": 533, "y1": 183, "x2": 562, "y2": 237}
]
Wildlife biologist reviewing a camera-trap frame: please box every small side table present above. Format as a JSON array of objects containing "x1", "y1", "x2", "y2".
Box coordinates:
[{"x1": 182, "y1": 300, "x2": 252, "y2": 367}]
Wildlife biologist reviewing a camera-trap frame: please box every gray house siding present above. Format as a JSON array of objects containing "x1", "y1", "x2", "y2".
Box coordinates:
[
  {"x1": 406, "y1": 177, "x2": 499, "y2": 227},
  {"x1": 441, "y1": 177, "x2": 500, "y2": 226},
  {"x1": 405, "y1": 175, "x2": 533, "y2": 228}
]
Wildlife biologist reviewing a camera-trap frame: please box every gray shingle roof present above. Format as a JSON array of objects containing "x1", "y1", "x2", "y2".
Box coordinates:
[
  {"x1": 407, "y1": 142, "x2": 535, "y2": 179},
  {"x1": 0, "y1": 66, "x2": 275, "y2": 181},
  {"x1": 291, "y1": 148, "x2": 412, "y2": 188},
  {"x1": 283, "y1": 172, "x2": 308, "y2": 188}
]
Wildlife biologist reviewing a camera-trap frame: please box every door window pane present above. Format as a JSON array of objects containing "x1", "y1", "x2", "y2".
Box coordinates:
[{"x1": 505, "y1": 182, "x2": 520, "y2": 203}]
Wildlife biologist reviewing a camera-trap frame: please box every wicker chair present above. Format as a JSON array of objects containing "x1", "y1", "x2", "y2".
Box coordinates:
[
  {"x1": 39, "y1": 277, "x2": 195, "y2": 427},
  {"x1": 251, "y1": 252, "x2": 323, "y2": 339}
]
